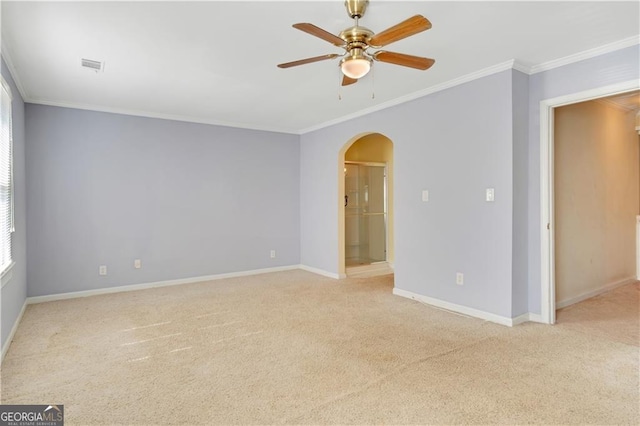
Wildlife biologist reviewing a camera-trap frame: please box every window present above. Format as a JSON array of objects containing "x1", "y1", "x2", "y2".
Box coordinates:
[{"x1": 0, "y1": 76, "x2": 14, "y2": 274}]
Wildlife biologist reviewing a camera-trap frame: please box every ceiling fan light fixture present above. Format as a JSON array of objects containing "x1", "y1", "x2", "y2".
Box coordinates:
[
  {"x1": 278, "y1": 2, "x2": 434, "y2": 86},
  {"x1": 340, "y1": 50, "x2": 372, "y2": 79},
  {"x1": 341, "y1": 58, "x2": 370, "y2": 79}
]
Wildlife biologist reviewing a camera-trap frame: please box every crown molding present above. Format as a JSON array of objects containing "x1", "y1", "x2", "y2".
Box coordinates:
[
  {"x1": 4, "y1": 29, "x2": 638, "y2": 135},
  {"x1": 0, "y1": 40, "x2": 29, "y2": 101},
  {"x1": 529, "y1": 35, "x2": 640, "y2": 74},
  {"x1": 300, "y1": 60, "x2": 522, "y2": 134},
  {"x1": 26, "y1": 98, "x2": 299, "y2": 135},
  {"x1": 300, "y1": 36, "x2": 640, "y2": 134},
  {"x1": 512, "y1": 61, "x2": 532, "y2": 75}
]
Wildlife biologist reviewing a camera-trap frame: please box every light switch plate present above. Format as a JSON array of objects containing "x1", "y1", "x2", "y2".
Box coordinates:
[
  {"x1": 486, "y1": 188, "x2": 495, "y2": 202},
  {"x1": 422, "y1": 190, "x2": 429, "y2": 202}
]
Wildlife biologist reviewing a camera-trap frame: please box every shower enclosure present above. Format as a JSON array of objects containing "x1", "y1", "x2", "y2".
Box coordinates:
[{"x1": 344, "y1": 162, "x2": 387, "y2": 266}]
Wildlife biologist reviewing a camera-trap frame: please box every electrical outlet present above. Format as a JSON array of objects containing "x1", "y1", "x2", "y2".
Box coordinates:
[
  {"x1": 134, "y1": 259, "x2": 141, "y2": 269},
  {"x1": 270, "y1": 250, "x2": 276, "y2": 259},
  {"x1": 99, "y1": 265, "x2": 107, "y2": 276},
  {"x1": 456, "y1": 272, "x2": 464, "y2": 285}
]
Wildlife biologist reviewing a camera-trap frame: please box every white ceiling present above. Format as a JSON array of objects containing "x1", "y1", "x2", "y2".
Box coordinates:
[{"x1": 2, "y1": 1, "x2": 639, "y2": 134}]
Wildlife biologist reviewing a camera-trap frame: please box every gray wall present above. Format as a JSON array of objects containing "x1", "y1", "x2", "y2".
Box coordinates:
[
  {"x1": 26, "y1": 105, "x2": 300, "y2": 297},
  {"x1": 527, "y1": 45, "x2": 640, "y2": 314},
  {"x1": 1, "y1": 57, "x2": 27, "y2": 349},
  {"x1": 301, "y1": 71, "x2": 517, "y2": 318}
]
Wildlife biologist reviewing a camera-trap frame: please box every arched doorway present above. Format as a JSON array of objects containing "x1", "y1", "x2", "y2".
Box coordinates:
[{"x1": 338, "y1": 133, "x2": 394, "y2": 277}]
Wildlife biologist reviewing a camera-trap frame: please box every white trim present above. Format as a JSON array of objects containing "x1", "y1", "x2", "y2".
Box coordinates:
[
  {"x1": 298, "y1": 264, "x2": 341, "y2": 279},
  {"x1": 2, "y1": 34, "x2": 637, "y2": 135},
  {"x1": 541, "y1": 80, "x2": 640, "y2": 110},
  {"x1": 0, "y1": 76, "x2": 12, "y2": 101},
  {"x1": 539, "y1": 79, "x2": 640, "y2": 325},
  {"x1": 0, "y1": 41, "x2": 27, "y2": 101},
  {"x1": 1, "y1": 300, "x2": 26, "y2": 362},
  {"x1": 556, "y1": 277, "x2": 637, "y2": 309},
  {"x1": 4, "y1": 36, "x2": 296, "y2": 134},
  {"x1": 2, "y1": 264, "x2": 339, "y2": 360},
  {"x1": 26, "y1": 99, "x2": 299, "y2": 135},
  {"x1": 540, "y1": 96, "x2": 555, "y2": 325},
  {"x1": 529, "y1": 35, "x2": 640, "y2": 75},
  {"x1": 511, "y1": 313, "x2": 531, "y2": 326},
  {"x1": 28, "y1": 60, "x2": 526, "y2": 136},
  {"x1": 392, "y1": 287, "x2": 518, "y2": 327},
  {"x1": 0, "y1": 261, "x2": 15, "y2": 288},
  {"x1": 27, "y1": 265, "x2": 301, "y2": 304},
  {"x1": 300, "y1": 60, "x2": 521, "y2": 134},
  {"x1": 527, "y1": 313, "x2": 545, "y2": 324},
  {"x1": 5, "y1": 37, "x2": 298, "y2": 134},
  {"x1": 512, "y1": 62, "x2": 532, "y2": 75}
]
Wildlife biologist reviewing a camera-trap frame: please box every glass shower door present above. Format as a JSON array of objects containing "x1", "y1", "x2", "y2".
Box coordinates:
[{"x1": 345, "y1": 163, "x2": 387, "y2": 266}]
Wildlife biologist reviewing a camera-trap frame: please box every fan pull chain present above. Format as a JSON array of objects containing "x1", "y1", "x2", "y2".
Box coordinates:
[
  {"x1": 371, "y1": 65, "x2": 375, "y2": 99},
  {"x1": 337, "y1": 66, "x2": 342, "y2": 100}
]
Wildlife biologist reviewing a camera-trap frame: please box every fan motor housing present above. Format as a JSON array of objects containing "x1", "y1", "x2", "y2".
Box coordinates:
[{"x1": 339, "y1": 25, "x2": 374, "y2": 48}]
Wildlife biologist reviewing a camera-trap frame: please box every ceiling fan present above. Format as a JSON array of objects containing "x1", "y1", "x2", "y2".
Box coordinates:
[{"x1": 277, "y1": 0, "x2": 435, "y2": 86}]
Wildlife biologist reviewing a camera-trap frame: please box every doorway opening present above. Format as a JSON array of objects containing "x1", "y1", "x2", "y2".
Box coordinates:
[
  {"x1": 338, "y1": 133, "x2": 394, "y2": 278},
  {"x1": 540, "y1": 80, "x2": 639, "y2": 324}
]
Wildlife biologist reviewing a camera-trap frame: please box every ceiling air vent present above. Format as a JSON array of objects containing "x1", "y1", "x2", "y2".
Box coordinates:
[{"x1": 81, "y1": 58, "x2": 104, "y2": 72}]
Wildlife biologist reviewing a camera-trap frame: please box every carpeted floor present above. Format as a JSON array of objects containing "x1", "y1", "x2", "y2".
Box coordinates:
[{"x1": 1, "y1": 271, "x2": 638, "y2": 425}]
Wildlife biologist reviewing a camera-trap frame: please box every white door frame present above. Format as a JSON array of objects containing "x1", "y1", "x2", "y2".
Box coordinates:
[{"x1": 539, "y1": 79, "x2": 639, "y2": 324}]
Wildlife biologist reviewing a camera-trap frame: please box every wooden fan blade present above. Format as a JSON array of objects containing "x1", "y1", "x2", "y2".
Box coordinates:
[
  {"x1": 369, "y1": 15, "x2": 432, "y2": 47},
  {"x1": 293, "y1": 23, "x2": 345, "y2": 47},
  {"x1": 277, "y1": 54, "x2": 340, "y2": 69},
  {"x1": 342, "y1": 75, "x2": 358, "y2": 86},
  {"x1": 373, "y1": 51, "x2": 435, "y2": 70}
]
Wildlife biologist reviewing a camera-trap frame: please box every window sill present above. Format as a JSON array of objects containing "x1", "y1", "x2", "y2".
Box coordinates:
[{"x1": 1, "y1": 261, "x2": 15, "y2": 289}]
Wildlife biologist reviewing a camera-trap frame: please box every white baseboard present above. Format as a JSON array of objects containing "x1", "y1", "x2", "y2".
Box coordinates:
[
  {"x1": 298, "y1": 264, "x2": 340, "y2": 279},
  {"x1": 507, "y1": 312, "x2": 547, "y2": 325},
  {"x1": 393, "y1": 287, "x2": 518, "y2": 327},
  {"x1": 556, "y1": 276, "x2": 636, "y2": 309},
  {"x1": 527, "y1": 313, "x2": 546, "y2": 324},
  {"x1": 27, "y1": 265, "x2": 302, "y2": 305},
  {"x1": 511, "y1": 313, "x2": 531, "y2": 326},
  {"x1": 3, "y1": 264, "x2": 338, "y2": 361},
  {"x1": 2, "y1": 300, "x2": 27, "y2": 362}
]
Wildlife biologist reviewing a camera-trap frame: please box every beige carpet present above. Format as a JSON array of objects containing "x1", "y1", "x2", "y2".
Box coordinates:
[
  {"x1": 556, "y1": 280, "x2": 640, "y2": 346},
  {"x1": 1, "y1": 270, "x2": 638, "y2": 425}
]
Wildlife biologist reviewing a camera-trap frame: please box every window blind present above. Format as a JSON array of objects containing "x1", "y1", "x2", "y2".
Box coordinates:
[{"x1": 0, "y1": 77, "x2": 13, "y2": 273}]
